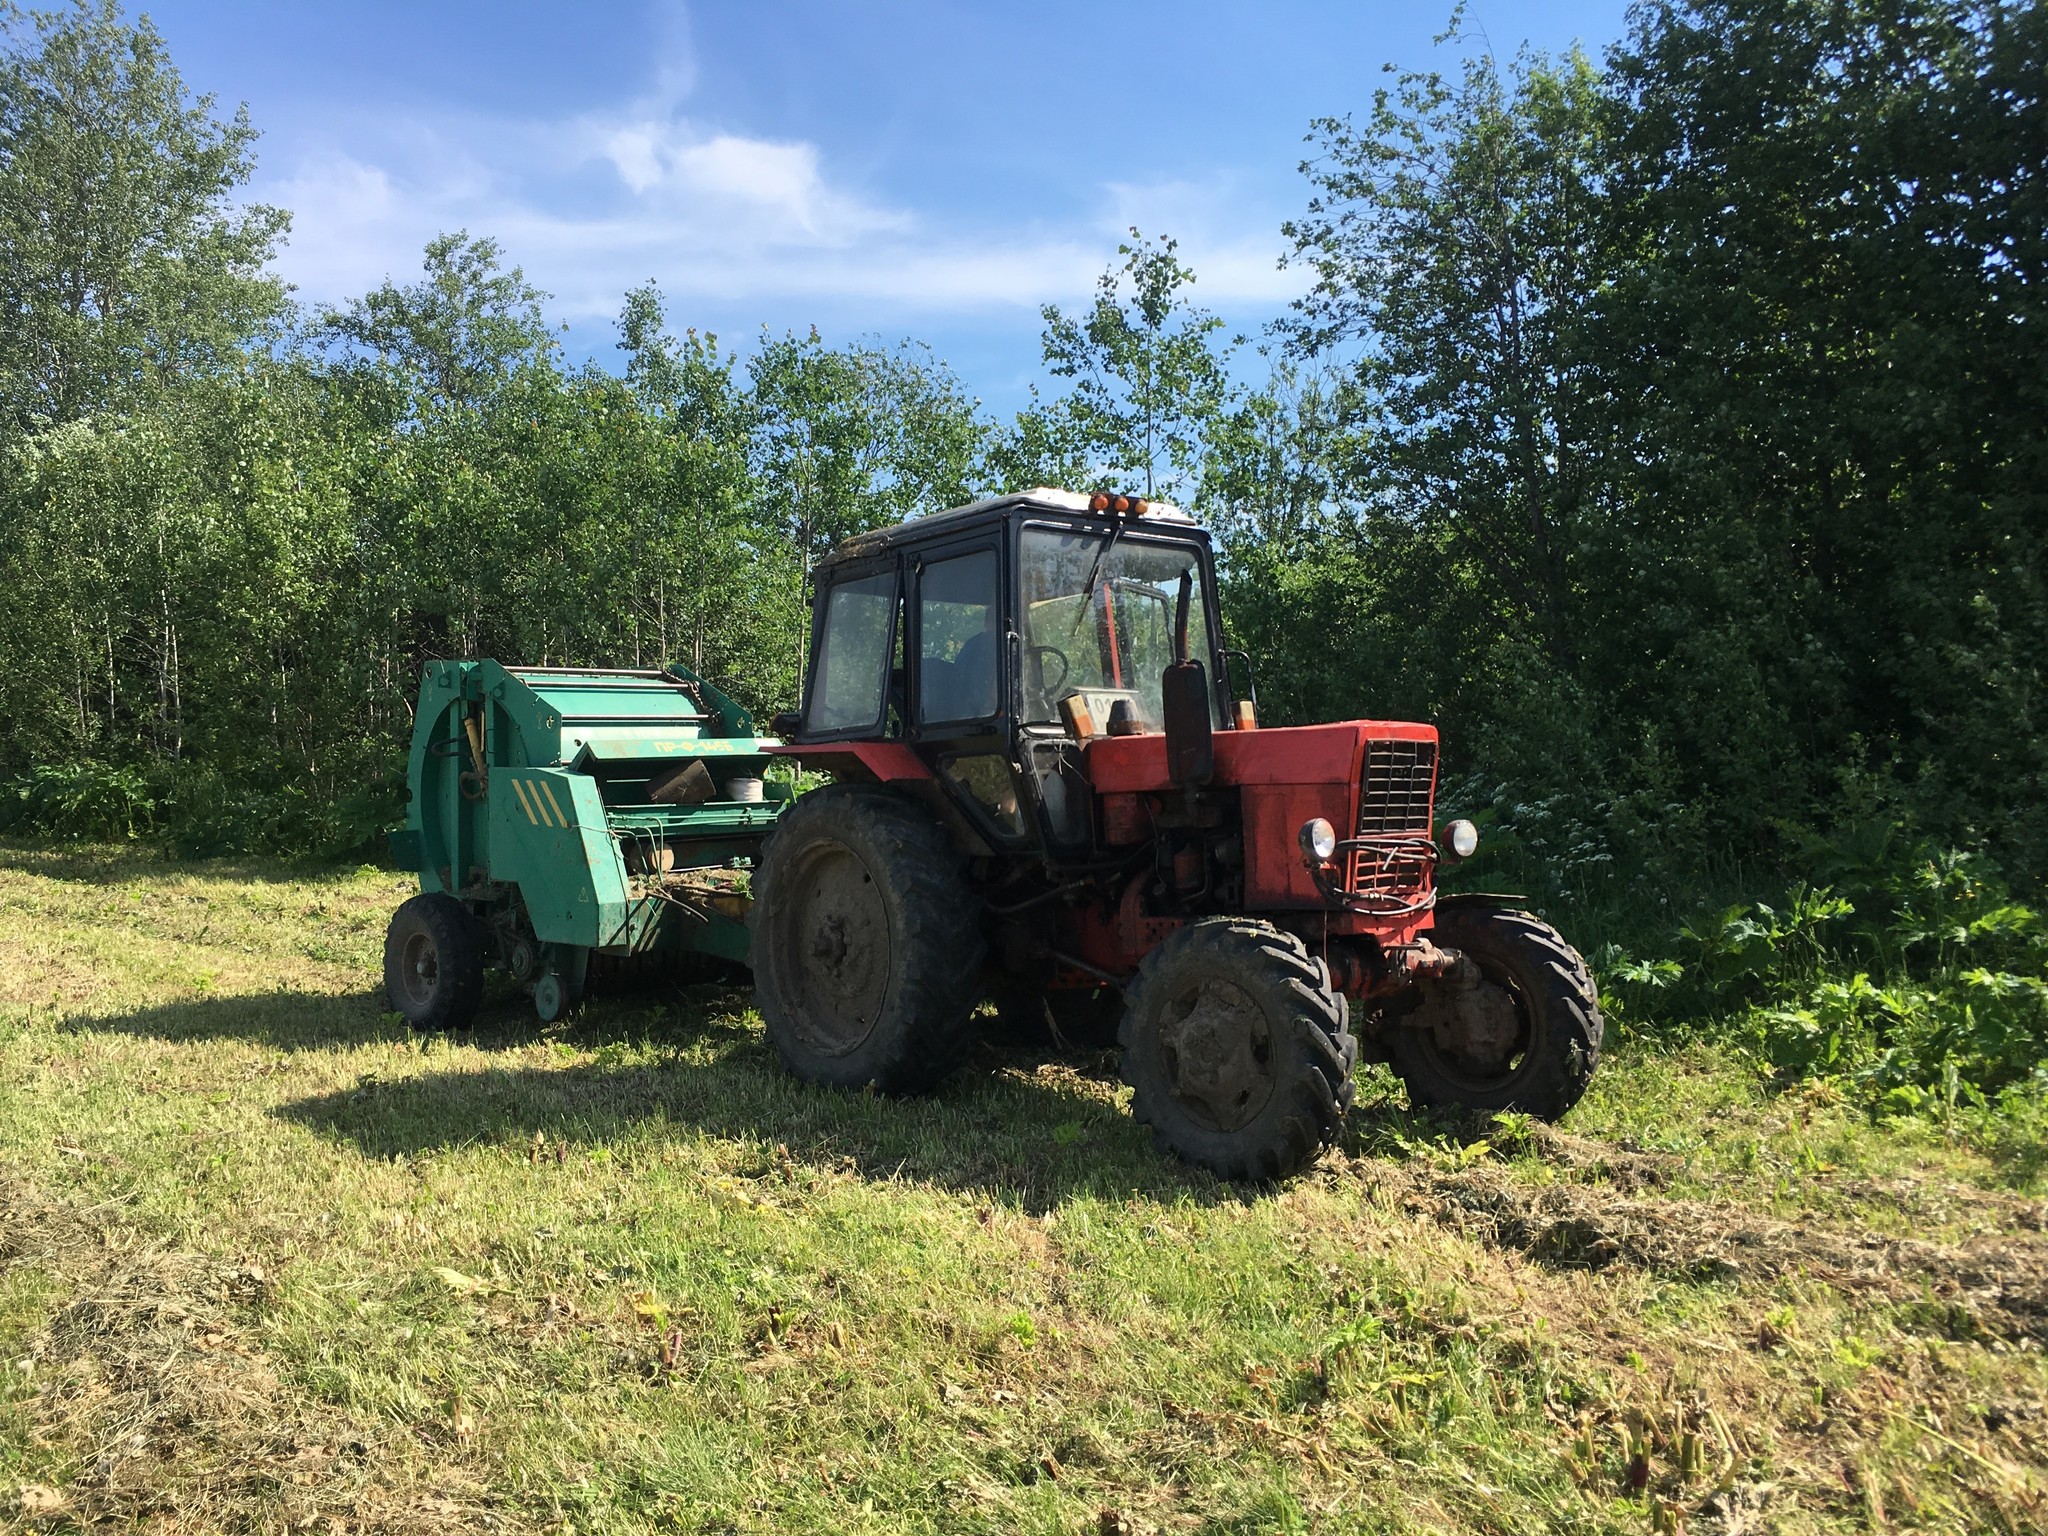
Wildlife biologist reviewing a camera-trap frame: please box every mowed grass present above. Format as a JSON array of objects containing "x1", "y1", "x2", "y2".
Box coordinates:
[{"x1": 1, "y1": 843, "x2": 2044, "y2": 1535}]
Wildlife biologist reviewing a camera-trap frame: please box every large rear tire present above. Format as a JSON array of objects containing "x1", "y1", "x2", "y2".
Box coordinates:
[
  {"x1": 1389, "y1": 905, "x2": 1601, "y2": 1119},
  {"x1": 1120, "y1": 919, "x2": 1356, "y2": 1182},
  {"x1": 383, "y1": 892, "x2": 485, "y2": 1031},
  {"x1": 750, "y1": 784, "x2": 985, "y2": 1094}
]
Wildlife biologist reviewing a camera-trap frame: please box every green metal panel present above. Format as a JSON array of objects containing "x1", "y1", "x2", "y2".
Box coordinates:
[{"x1": 488, "y1": 768, "x2": 630, "y2": 947}]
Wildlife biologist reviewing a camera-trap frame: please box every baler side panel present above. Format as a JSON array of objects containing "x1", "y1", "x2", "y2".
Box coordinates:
[{"x1": 489, "y1": 769, "x2": 632, "y2": 948}]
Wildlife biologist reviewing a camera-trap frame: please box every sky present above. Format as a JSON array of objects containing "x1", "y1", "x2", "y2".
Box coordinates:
[{"x1": 139, "y1": 0, "x2": 1633, "y2": 413}]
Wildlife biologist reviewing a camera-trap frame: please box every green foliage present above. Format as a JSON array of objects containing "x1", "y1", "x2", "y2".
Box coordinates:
[
  {"x1": 1589, "y1": 840, "x2": 2048, "y2": 1124},
  {"x1": 1022, "y1": 230, "x2": 1234, "y2": 500},
  {"x1": 317, "y1": 230, "x2": 553, "y2": 404},
  {"x1": 0, "y1": 0, "x2": 289, "y2": 432},
  {"x1": 0, "y1": 760, "x2": 152, "y2": 838}
]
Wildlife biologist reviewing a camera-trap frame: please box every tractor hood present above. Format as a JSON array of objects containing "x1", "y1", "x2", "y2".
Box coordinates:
[{"x1": 1084, "y1": 721, "x2": 1436, "y2": 794}]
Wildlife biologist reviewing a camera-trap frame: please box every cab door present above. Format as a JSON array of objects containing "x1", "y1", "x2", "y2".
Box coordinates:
[{"x1": 909, "y1": 541, "x2": 1029, "y2": 843}]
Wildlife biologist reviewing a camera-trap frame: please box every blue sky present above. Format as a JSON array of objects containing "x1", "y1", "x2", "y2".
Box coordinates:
[{"x1": 142, "y1": 0, "x2": 1632, "y2": 412}]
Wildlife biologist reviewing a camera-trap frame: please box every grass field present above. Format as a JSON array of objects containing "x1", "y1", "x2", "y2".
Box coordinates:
[{"x1": 1, "y1": 842, "x2": 2044, "y2": 1534}]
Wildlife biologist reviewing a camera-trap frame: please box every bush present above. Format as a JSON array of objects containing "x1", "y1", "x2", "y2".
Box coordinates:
[
  {"x1": 1590, "y1": 838, "x2": 2048, "y2": 1127},
  {"x1": 0, "y1": 762, "x2": 157, "y2": 840}
]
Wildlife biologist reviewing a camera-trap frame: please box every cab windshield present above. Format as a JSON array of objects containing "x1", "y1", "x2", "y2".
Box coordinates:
[{"x1": 1019, "y1": 526, "x2": 1217, "y2": 729}]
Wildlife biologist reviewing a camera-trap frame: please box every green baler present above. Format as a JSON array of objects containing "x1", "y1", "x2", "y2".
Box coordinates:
[{"x1": 384, "y1": 660, "x2": 787, "y2": 1024}]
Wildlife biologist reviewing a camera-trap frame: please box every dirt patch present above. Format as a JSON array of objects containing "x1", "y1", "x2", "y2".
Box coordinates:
[
  {"x1": 1333, "y1": 1153, "x2": 2048, "y2": 1341},
  {"x1": 1, "y1": 1177, "x2": 517, "y2": 1533}
]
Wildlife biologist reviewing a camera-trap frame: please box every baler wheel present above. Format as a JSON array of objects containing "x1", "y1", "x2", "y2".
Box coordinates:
[
  {"x1": 1120, "y1": 919, "x2": 1356, "y2": 1182},
  {"x1": 383, "y1": 893, "x2": 485, "y2": 1032},
  {"x1": 1389, "y1": 905, "x2": 1602, "y2": 1119},
  {"x1": 750, "y1": 784, "x2": 985, "y2": 1094}
]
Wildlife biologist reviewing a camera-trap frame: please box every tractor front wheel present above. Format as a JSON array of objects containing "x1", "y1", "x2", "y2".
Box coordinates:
[
  {"x1": 1389, "y1": 905, "x2": 1602, "y2": 1119},
  {"x1": 383, "y1": 892, "x2": 485, "y2": 1031},
  {"x1": 750, "y1": 784, "x2": 985, "y2": 1094},
  {"x1": 1120, "y1": 919, "x2": 1356, "y2": 1182}
]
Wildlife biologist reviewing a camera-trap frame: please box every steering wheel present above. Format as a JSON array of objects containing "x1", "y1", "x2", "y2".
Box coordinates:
[{"x1": 1027, "y1": 644, "x2": 1071, "y2": 699}]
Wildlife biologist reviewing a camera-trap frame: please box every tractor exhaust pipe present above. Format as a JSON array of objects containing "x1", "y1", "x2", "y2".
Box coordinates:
[{"x1": 1162, "y1": 571, "x2": 1213, "y2": 789}]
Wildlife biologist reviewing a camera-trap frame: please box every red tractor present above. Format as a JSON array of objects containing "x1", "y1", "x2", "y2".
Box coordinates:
[{"x1": 751, "y1": 488, "x2": 1601, "y2": 1179}]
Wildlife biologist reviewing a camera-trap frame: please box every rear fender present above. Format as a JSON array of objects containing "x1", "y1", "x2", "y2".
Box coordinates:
[{"x1": 762, "y1": 741, "x2": 931, "y2": 782}]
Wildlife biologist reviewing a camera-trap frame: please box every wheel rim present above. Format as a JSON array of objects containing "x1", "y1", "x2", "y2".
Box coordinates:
[
  {"x1": 400, "y1": 928, "x2": 440, "y2": 1008},
  {"x1": 1155, "y1": 977, "x2": 1276, "y2": 1132},
  {"x1": 1414, "y1": 961, "x2": 1534, "y2": 1092},
  {"x1": 770, "y1": 839, "x2": 891, "y2": 1056},
  {"x1": 534, "y1": 974, "x2": 563, "y2": 1022}
]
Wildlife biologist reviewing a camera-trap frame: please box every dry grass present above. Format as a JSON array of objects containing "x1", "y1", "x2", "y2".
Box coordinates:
[{"x1": 1, "y1": 840, "x2": 2044, "y2": 1534}]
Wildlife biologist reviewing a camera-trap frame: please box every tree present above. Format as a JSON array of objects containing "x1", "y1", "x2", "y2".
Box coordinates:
[
  {"x1": 747, "y1": 331, "x2": 988, "y2": 688},
  {"x1": 319, "y1": 230, "x2": 553, "y2": 405},
  {"x1": 1594, "y1": 0, "x2": 2048, "y2": 853},
  {"x1": 1281, "y1": 37, "x2": 1609, "y2": 672},
  {"x1": 614, "y1": 281, "x2": 774, "y2": 687},
  {"x1": 1198, "y1": 358, "x2": 1360, "y2": 556},
  {"x1": 0, "y1": 0, "x2": 289, "y2": 432},
  {"x1": 1030, "y1": 230, "x2": 1234, "y2": 500},
  {"x1": 748, "y1": 330, "x2": 986, "y2": 570}
]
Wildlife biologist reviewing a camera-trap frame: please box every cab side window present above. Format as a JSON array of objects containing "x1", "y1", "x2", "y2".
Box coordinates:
[
  {"x1": 918, "y1": 550, "x2": 999, "y2": 726},
  {"x1": 808, "y1": 570, "x2": 897, "y2": 734}
]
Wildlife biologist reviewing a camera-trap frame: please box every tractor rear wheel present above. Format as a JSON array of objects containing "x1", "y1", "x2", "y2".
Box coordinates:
[
  {"x1": 383, "y1": 892, "x2": 485, "y2": 1031},
  {"x1": 1389, "y1": 905, "x2": 1602, "y2": 1119},
  {"x1": 1120, "y1": 919, "x2": 1356, "y2": 1182},
  {"x1": 750, "y1": 784, "x2": 985, "y2": 1094}
]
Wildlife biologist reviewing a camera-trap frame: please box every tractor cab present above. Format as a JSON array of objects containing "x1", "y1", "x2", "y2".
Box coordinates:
[{"x1": 782, "y1": 487, "x2": 1240, "y2": 859}]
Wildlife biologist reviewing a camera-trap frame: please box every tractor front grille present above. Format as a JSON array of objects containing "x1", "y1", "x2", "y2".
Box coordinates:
[
  {"x1": 1343, "y1": 841, "x2": 1436, "y2": 902},
  {"x1": 1344, "y1": 737, "x2": 1438, "y2": 912},
  {"x1": 1357, "y1": 738, "x2": 1437, "y2": 835}
]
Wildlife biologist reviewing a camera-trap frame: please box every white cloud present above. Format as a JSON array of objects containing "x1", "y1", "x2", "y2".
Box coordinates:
[{"x1": 252, "y1": 26, "x2": 1304, "y2": 330}]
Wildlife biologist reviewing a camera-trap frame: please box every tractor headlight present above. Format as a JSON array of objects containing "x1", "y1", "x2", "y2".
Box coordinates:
[
  {"x1": 1298, "y1": 817, "x2": 1338, "y2": 864},
  {"x1": 1441, "y1": 818, "x2": 1479, "y2": 860}
]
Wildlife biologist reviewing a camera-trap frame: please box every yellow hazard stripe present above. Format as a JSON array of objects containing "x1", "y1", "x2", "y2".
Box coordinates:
[
  {"x1": 510, "y1": 777, "x2": 542, "y2": 825},
  {"x1": 538, "y1": 779, "x2": 569, "y2": 828}
]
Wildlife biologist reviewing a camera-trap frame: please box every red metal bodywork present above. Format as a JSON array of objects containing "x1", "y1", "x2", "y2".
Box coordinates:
[
  {"x1": 773, "y1": 722, "x2": 1442, "y2": 996},
  {"x1": 764, "y1": 741, "x2": 931, "y2": 782},
  {"x1": 1063, "y1": 720, "x2": 1441, "y2": 983}
]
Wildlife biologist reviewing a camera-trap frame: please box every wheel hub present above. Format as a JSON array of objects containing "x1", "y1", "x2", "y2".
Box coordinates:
[
  {"x1": 401, "y1": 931, "x2": 439, "y2": 1006},
  {"x1": 1158, "y1": 978, "x2": 1275, "y2": 1132},
  {"x1": 1414, "y1": 959, "x2": 1523, "y2": 1076},
  {"x1": 777, "y1": 844, "x2": 889, "y2": 1055}
]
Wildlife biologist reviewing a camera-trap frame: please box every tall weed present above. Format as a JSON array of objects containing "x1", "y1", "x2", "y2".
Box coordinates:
[{"x1": 1590, "y1": 834, "x2": 2047, "y2": 1129}]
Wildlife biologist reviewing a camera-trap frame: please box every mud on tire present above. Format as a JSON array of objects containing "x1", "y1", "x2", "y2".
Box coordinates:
[
  {"x1": 383, "y1": 892, "x2": 486, "y2": 1031},
  {"x1": 1120, "y1": 919, "x2": 1356, "y2": 1182},
  {"x1": 1389, "y1": 904, "x2": 1602, "y2": 1119},
  {"x1": 750, "y1": 784, "x2": 985, "y2": 1094}
]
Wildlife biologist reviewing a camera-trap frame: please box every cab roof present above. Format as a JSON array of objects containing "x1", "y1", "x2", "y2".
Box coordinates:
[{"x1": 820, "y1": 487, "x2": 1206, "y2": 568}]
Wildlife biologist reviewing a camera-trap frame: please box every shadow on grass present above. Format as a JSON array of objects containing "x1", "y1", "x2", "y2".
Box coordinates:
[
  {"x1": 73, "y1": 981, "x2": 1542, "y2": 1207},
  {"x1": 272, "y1": 1009, "x2": 1246, "y2": 1212},
  {"x1": 277, "y1": 1058, "x2": 1237, "y2": 1213},
  {"x1": 66, "y1": 976, "x2": 703, "y2": 1054},
  {"x1": 66, "y1": 986, "x2": 515, "y2": 1052},
  {"x1": 64, "y1": 979, "x2": 1231, "y2": 1208}
]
